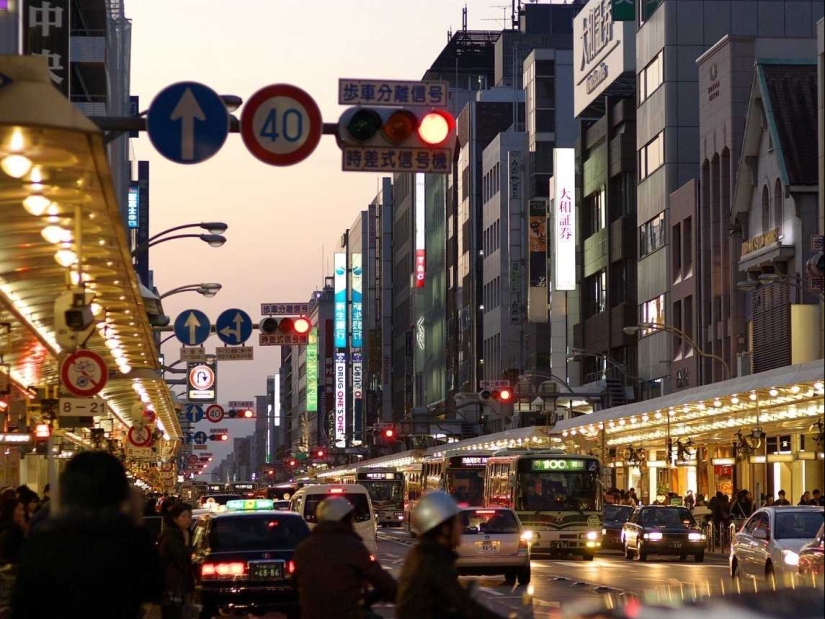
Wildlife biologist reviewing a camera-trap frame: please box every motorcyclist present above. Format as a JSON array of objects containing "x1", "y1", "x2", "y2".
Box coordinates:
[
  {"x1": 292, "y1": 496, "x2": 397, "y2": 619},
  {"x1": 396, "y1": 490, "x2": 506, "y2": 619}
]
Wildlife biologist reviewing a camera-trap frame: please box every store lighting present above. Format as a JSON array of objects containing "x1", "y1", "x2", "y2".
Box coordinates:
[
  {"x1": 54, "y1": 248, "x2": 77, "y2": 267},
  {"x1": 769, "y1": 388, "x2": 779, "y2": 397},
  {"x1": 23, "y1": 194, "x2": 51, "y2": 216},
  {"x1": 41, "y1": 225, "x2": 73, "y2": 244},
  {"x1": 815, "y1": 382, "x2": 824, "y2": 392},
  {"x1": 1, "y1": 154, "x2": 32, "y2": 179},
  {"x1": 749, "y1": 392, "x2": 758, "y2": 401},
  {"x1": 713, "y1": 399, "x2": 722, "y2": 407},
  {"x1": 731, "y1": 396, "x2": 739, "y2": 405},
  {"x1": 791, "y1": 385, "x2": 800, "y2": 394}
]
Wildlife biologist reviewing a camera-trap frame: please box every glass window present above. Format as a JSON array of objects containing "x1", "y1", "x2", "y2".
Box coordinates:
[
  {"x1": 446, "y1": 469, "x2": 485, "y2": 506},
  {"x1": 604, "y1": 505, "x2": 634, "y2": 524},
  {"x1": 639, "y1": 212, "x2": 666, "y2": 257},
  {"x1": 303, "y1": 493, "x2": 372, "y2": 523},
  {"x1": 460, "y1": 509, "x2": 520, "y2": 534},
  {"x1": 639, "y1": 51, "x2": 664, "y2": 105},
  {"x1": 535, "y1": 109, "x2": 555, "y2": 134},
  {"x1": 640, "y1": 294, "x2": 666, "y2": 335},
  {"x1": 774, "y1": 512, "x2": 824, "y2": 540},
  {"x1": 209, "y1": 515, "x2": 310, "y2": 552},
  {"x1": 639, "y1": 132, "x2": 664, "y2": 181},
  {"x1": 536, "y1": 78, "x2": 555, "y2": 109},
  {"x1": 535, "y1": 60, "x2": 555, "y2": 76}
]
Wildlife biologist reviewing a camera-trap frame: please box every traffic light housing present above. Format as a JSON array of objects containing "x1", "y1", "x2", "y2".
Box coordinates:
[
  {"x1": 260, "y1": 316, "x2": 312, "y2": 337},
  {"x1": 209, "y1": 433, "x2": 229, "y2": 442},
  {"x1": 226, "y1": 409, "x2": 255, "y2": 419}
]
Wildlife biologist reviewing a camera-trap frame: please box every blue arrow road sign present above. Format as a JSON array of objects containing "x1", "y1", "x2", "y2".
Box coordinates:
[
  {"x1": 193, "y1": 431, "x2": 208, "y2": 445},
  {"x1": 146, "y1": 81, "x2": 229, "y2": 164},
  {"x1": 174, "y1": 309, "x2": 211, "y2": 346},
  {"x1": 216, "y1": 308, "x2": 253, "y2": 345},
  {"x1": 184, "y1": 404, "x2": 204, "y2": 423}
]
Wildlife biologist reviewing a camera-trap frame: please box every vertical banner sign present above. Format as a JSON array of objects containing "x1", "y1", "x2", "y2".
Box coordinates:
[
  {"x1": 554, "y1": 148, "x2": 576, "y2": 291},
  {"x1": 334, "y1": 352, "x2": 347, "y2": 448},
  {"x1": 351, "y1": 254, "x2": 363, "y2": 348},
  {"x1": 334, "y1": 253, "x2": 348, "y2": 349},
  {"x1": 508, "y1": 151, "x2": 523, "y2": 326},
  {"x1": 528, "y1": 200, "x2": 548, "y2": 288},
  {"x1": 23, "y1": 0, "x2": 70, "y2": 96},
  {"x1": 306, "y1": 328, "x2": 318, "y2": 413},
  {"x1": 352, "y1": 351, "x2": 363, "y2": 444},
  {"x1": 415, "y1": 173, "x2": 426, "y2": 288},
  {"x1": 135, "y1": 161, "x2": 151, "y2": 285},
  {"x1": 404, "y1": 331, "x2": 414, "y2": 416},
  {"x1": 127, "y1": 183, "x2": 140, "y2": 229}
]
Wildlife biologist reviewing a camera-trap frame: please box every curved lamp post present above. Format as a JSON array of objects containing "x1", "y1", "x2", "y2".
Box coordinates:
[
  {"x1": 131, "y1": 233, "x2": 226, "y2": 257},
  {"x1": 146, "y1": 222, "x2": 228, "y2": 244},
  {"x1": 519, "y1": 370, "x2": 576, "y2": 394},
  {"x1": 160, "y1": 283, "x2": 222, "y2": 300},
  {"x1": 566, "y1": 348, "x2": 645, "y2": 385},
  {"x1": 623, "y1": 322, "x2": 731, "y2": 380},
  {"x1": 737, "y1": 273, "x2": 824, "y2": 300}
]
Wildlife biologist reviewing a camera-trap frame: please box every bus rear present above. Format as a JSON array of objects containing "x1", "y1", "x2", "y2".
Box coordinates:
[{"x1": 356, "y1": 470, "x2": 405, "y2": 526}]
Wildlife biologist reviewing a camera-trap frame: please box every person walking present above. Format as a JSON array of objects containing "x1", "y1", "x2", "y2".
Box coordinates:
[
  {"x1": 157, "y1": 503, "x2": 194, "y2": 619},
  {"x1": 292, "y1": 496, "x2": 396, "y2": 619},
  {"x1": 10, "y1": 451, "x2": 163, "y2": 618},
  {"x1": 774, "y1": 490, "x2": 791, "y2": 506},
  {"x1": 396, "y1": 491, "x2": 505, "y2": 619}
]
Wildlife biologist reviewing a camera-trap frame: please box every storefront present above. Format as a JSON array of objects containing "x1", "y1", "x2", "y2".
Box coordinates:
[
  {"x1": 556, "y1": 360, "x2": 824, "y2": 504},
  {"x1": 0, "y1": 56, "x2": 181, "y2": 492}
]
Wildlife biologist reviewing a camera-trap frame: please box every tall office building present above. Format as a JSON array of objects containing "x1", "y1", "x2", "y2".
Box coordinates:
[{"x1": 634, "y1": 0, "x2": 823, "y2": 393}]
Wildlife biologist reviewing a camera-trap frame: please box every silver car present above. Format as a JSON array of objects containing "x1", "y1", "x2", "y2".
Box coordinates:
[
  {"x1": 730, "y1": 505, "x2": 824, "y2": 585},
  {"x1": 454, "y1": 507, "x2": 531, "y2": 585}
]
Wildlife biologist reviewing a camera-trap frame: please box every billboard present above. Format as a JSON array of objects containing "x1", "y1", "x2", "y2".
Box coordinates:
[
  {"x1": 127, "y1": 183, "x2": 139, "y2": 229},
  {"x1": 351, "y1": 253, "x2": 363, "y2": 347},
  {"x1": 23, "y1": 0, "x2": 70, "y2": 96},
  {"x1": 334, "y1": 253, "x2": 347, "y2": 348},
  {"x1": 554, "y1": 148, "x2": 576, "y2": 290},
  {"x1": 306, "y1": 328, "x2": 318, "y2": 413},
  {"x1": 352, "y1": 351, "x2": 363, "y2": 444},
  {"x1": 334, "y1": 352, "x2": 347, "y2": 447},
  {"x1": 415, "y1": 173, "x2": 426, "y2": 288},
  {"x1": 573, "y1": 0, "x2": 637, "y2": 117}
]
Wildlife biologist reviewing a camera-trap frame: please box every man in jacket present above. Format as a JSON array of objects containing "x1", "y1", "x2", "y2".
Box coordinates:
[
  {"x1": 396, "y1": 491, "x2": 506, "y2": 619},
  {"x1": 293, "y1": 496, "x2": 396, "y2": 619}
]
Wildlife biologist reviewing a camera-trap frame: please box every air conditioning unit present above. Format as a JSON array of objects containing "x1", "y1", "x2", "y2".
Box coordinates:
[{"x1": 736, "y1": 352, "x2": 752, "y2": 377}]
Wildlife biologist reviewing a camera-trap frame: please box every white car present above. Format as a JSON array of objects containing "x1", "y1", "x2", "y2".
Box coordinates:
[
  {"x1": 730, "y1": 505, "x2": 824, "y2": 585},
  {"x1": 454, "y1": 507, "x2": 531, "y2": 585}
]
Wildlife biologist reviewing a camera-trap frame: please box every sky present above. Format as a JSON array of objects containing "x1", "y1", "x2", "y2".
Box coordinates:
[{"x1": 126, "y1": 0, "x2": 564, "y2": 475}]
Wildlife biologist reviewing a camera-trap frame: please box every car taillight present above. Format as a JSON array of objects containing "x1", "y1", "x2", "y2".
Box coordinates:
[
  {"x1": 287, "y1": 560, "x2": 295, "y2": 575},
  {"x1": 201, "y1": 562, "x2": 246, "y2": 579}
]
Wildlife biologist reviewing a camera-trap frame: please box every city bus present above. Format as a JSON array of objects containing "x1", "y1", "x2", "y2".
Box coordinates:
[
  {"x1": 402, "y1": 462, "x2": 422, "y2": 533},
  {"x1": 421, "y1": 451, "x2": 490, "y2": 507},
  {"x1": 225, "y1": 482, "x2": 257, "y2": 497},
  {"x1": 484, "y1": 449, "x2": 603, "y2": 560},
  {"x1": 354, "y1": 468, "x2": 406, "y2": 527},
  {"x1": 179, "y1": 481, "x2": 208, "y2": 503}
]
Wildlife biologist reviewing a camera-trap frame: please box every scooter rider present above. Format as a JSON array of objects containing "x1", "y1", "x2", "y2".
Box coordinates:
[
  {"x1": 396, "y1": 491, "x2": 507, "y2": 619},
  {"x1": 293, "y1": 496, "x2": 397, "y2": 619}
]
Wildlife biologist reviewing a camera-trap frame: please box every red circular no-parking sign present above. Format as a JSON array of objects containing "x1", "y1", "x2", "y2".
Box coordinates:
[
  {"x1": 205, "y1": 404, "x2": 225, "y2": 423},
  {"x1": 240, "y1": 84, "x2": 322, "y2": 167},
  {"x1": 60, "y1": 350, "x2": 108, "y2": 397},
  {"x1": 127, "y1": 425, "x2": 153, "y2": 448}
]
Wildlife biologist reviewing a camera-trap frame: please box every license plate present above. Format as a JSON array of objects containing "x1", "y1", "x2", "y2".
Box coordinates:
[
  {"x1": 249, "y1": 562, "x2": 283, "y2": 580},
  {"x1": 551, "y1": 541, "x2": 569, "y2": 549},
  {"x1": 475, "y1": 540, "x2": 501, "y2": 553},
  {"x1": 668, "y1": 542, "x2": 683, "y2": 549}
]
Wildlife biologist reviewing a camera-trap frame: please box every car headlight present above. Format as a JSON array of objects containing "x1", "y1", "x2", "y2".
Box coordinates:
[
  {"x1": 688, "y1": 532, "x2": 704, "y2": 541},
  {"x1": 586, "y1": 531, "x2": 599, "y2": 541},
  {"x1": 644, "y1": 532, "x2": 663, "y2": 541},
  {"x1": 782, "y1": 550, "x2": 800, "y2": 566}
]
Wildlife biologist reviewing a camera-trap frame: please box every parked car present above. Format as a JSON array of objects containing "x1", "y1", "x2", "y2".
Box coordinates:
[
  {"x1": 622, "y1": 505, "x2": 705, "y2": 562},
  {"x1": 454, "y1": 507, "x2": 531, "y2": 585},
  {"x1": 191, "y1": 498, "x2": 308, "y2": 619},
  {"x1": 601, "y1": 505, "x2": 634, "y2": 551},
  {"x1": 730, "y1": 505, "x2": 824, "y2": 585},
  {"x1": 797, "y1": 523, "x2": 824, "y2": 582}
]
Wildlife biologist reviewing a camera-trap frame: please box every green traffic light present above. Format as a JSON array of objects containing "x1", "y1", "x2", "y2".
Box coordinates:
[{"x1": 347, "y1": 109, "x2": 382, "y2": 142}]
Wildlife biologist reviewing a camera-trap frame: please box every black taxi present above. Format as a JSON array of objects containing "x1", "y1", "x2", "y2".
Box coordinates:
[
  {"x1": 621, "y1": 505, "x2": 705, "y2": 562},
  {"x1": 191, "y1": 498, "x2": 309, "y2": 618}
]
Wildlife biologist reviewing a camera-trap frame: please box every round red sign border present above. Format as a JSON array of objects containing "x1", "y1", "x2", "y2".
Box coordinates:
[{"x1": 60, "y1": 350, "x2": 108, "y2": 397}]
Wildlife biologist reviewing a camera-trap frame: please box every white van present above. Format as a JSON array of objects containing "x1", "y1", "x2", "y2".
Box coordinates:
[{"x1": 289, "y1": 483, "x2": 378, "y2": 554}]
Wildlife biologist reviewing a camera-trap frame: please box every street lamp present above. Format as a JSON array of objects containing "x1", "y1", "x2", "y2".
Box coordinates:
[
  {"x1": 623, "y1": 322, "x2": 731, "y2": 380},
  {"x1": 736, "y1": 273, "x2": 824, "y2": 300},
  {"x1": 566, "y1": 348, "x2": 644, "y2": 385},
  {"x1": 159, "y1": 283, "x2": 222, "y2": 300},
  {"x1": 131, "y1": 233, "x2": 226, "y2": 257},
  {"x1": 147, "y1": 222, "x2": 228, "y2": 243},
  {"x1": 518, "y1": 370, "x2": 576, "y2": 394}
]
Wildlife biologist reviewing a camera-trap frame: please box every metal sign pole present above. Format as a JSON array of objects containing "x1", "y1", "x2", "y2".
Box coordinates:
[{"x1": 47, "y1": 435, "x2": 59, "y2": 515}]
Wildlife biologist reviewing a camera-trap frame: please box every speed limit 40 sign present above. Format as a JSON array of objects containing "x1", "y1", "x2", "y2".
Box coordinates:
[{"x1": 240, "y1": 84, "x2": 323, "y2": 166}]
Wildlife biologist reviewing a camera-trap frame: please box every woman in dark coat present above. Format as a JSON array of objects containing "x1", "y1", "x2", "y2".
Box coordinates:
[{"x1": 157, "y1": 502, "x2": 194, "y2": 619}]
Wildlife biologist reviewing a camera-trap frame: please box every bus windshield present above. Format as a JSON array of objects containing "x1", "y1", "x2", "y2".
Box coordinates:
[
  {"x1": 362, "y1": 481, "x2": 403, "y2": 504},
  {"x1": 516, "y1": 460, "x2": 601, "y2": 512},
  {"x1": 446, "y1": 469, "x2": 485, "y2": 506}
]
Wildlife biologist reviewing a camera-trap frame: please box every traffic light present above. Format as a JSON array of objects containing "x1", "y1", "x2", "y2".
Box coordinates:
[
  {"x1": 209, "y1": 433, "x2": 229, "y2": 442},
  {"x1": 34, "y1": 422, "x2": 50, "y2": 454},
  {"x1": 383, "y1": 428, "x2": 395, "y2": 439},
  {"x1": 226, "y1": 409, "x2": 255, "y2": 419},
  {"x1": 478, "y1": 388, "x2": 513, "y2": 402},
  {"x1": 314, "y1": 448, "x2": 326, "y2": 459},
  {"x1": 338, "y1": 107, "x2": 455, "y2": 149},
  {"x1": 260, "y1": 316, "x2": 312, "y2": 336}
]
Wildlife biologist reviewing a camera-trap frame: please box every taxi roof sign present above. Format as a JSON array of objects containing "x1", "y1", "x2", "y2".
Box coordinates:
[{"x1": 226, "y1": 498, "x2": 274, "y2": 511}]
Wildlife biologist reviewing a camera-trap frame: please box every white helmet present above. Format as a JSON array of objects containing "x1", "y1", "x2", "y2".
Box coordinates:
[
  {"x1": 316, "y1": 496, "x2": 355, "y2": 523},
  {"x1": 413, "y1": 491, "x2": 460, "y2": 535}
]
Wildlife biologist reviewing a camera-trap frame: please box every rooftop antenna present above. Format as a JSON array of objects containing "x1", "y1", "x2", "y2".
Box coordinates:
[
  {"x1": 482, "y1": 5, "x2": 511, "y2": 30},
  {"x1": 462, "y1": 4, "x2": 467, "y2": 31}
]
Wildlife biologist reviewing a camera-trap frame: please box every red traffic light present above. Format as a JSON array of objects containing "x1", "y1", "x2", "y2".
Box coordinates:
[
  {"x1": 293, "y1": 317, "x2": 311, "y2": 334},
  {"x1": 384, "y1": 428, "x2": 394, "y2": 438},
  {"x1": 35, "y1": 423, "x2": 51, "y2": 439},
  {"x1": 241, "y1": 410, "x2": 254, "y2": 419},
  {"x1": 498, "y1": 389, "x2": 513, "y2": 402},
  {"x1": 288, "y1": 459, "x2": 296, "y2": 467},
  {"x1": 418, "y1": 110, "x2": 454, "y2": 146},
  {"x1": 315, "y1": 449, "x2": 325, "y2": 458},
  {"x1": 219, "y1": 433, "x2": 229, "y2": 442}
]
